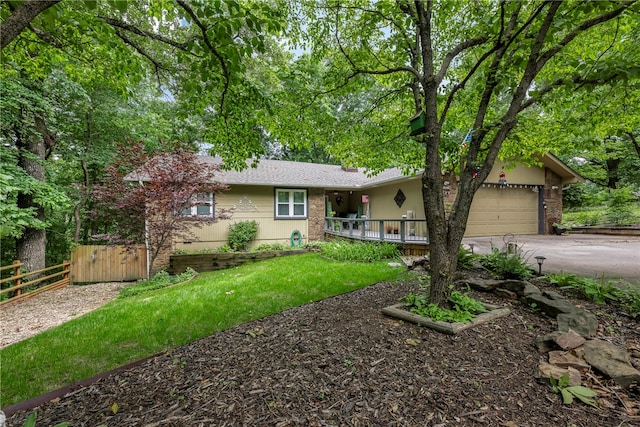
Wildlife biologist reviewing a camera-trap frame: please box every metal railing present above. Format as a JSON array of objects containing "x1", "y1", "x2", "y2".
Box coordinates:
[{"x1": 324, "y1": 217, "x2": 429, "y2": 244}]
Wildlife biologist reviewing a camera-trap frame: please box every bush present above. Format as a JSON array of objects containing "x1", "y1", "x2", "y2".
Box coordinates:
[
  {"x1": 320, "y1": 240, "x2": 399, "y2": 262},
  {"x1": 479, "y1": 247, "x2": 532, "y2": 280},
  {"x1": 457, "y1": 245, "x2": 477, "y2": 270},
  {"x1": 253, "y1": 242, "x2": 288, "y2": 252},
  {"x1": 228, "y1": 220, "x2": 259, "y2": 251},
  {"x1": 574, "y1": 211, "x2": 604, "y2": 226},
  {"x1": 606, "y1": 187, "x2": 639, "y2": 226}
]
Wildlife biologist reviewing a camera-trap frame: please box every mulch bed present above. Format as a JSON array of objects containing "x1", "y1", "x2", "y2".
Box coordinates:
[{"x1": 5, "y1": 272, "x2": 640, "y2": 427}]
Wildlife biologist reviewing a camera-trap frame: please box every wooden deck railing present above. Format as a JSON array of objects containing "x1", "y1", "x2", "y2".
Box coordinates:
[
  {"x1": 324, "y1": 217, "x2": 429, "y2": 244},
  {"x1": 0, "y1": 260, "x2": 71, "y2": 305}
]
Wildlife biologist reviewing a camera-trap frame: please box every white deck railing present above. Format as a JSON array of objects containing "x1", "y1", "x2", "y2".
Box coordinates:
[{"x1": 324, "y1": 217, "x2": 429, "y2": 244}]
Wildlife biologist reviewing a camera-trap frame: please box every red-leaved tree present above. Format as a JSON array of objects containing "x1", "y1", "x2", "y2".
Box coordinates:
[{"x1": 91, "y1": 139, "x2": 229, "y2": 274}]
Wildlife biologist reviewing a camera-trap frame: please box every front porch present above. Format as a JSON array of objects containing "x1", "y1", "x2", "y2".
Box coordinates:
[{"x1": 324, "y1": 217, "x2": 430, "y2": 255}]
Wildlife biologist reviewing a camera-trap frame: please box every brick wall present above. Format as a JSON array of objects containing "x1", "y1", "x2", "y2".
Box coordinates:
[
  {"x1": 308, "y1": 188, "x2": 326, "y2": 242},
  {"x1": 152, "y1": 243, "x2": 172, "y2": 274},
  {"x1": 544, "y1": 168, "x2": 563, "y2": 234}
]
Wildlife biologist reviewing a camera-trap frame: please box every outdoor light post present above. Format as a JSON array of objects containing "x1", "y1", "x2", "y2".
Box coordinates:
[{"x1": 535, "y1": 256, "x2": 546, "y2": 275}]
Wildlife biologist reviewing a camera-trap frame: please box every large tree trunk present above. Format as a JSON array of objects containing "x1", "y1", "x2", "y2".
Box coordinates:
[
  {"x1": 0, "y1": 0, "x2": 61, "y2": 50},
  {"x1": 15, "y1": 114, "x2": 49, "y2": 272}
]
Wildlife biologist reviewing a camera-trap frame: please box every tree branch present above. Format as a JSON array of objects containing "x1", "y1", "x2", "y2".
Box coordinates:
[
  {"x1": 435, "y1": 36, "x2": 489, "y2": 85},
  {"x1": 625, "y1": 131, "x2": 640, "y2": 160},
  {"x1": 175, "y1": 0, "x2": 230, "y2": 112},
  {"x1": 99, "y1": 16, "x2": 192, "y2": 53},
  {"x1": 1, "y1": 0, "x2": 60, "y2": 50},
  {"x1": 114, "y1": 30, "x2": 165, "y2": 83},
  {"x1": 535, "y1": 2, "x2": 635, "y2": 73}
]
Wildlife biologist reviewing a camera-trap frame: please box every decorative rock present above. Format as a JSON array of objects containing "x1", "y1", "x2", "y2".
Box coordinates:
[
  {"x1": 522, "y1": 283, "x2": 542, "y2": 298},
  {"x1": 535, "y1": 331, "x2": 563, "y2": 352},
  {"x1": 557, "y1": 310, "x2": 598, "y2": 338},
  {"x1": 577, "y1": 340, "x2": 640, "y2": 388},
  {"x1": 542, "y1": 290, "x2": 566, "y2": 301},
  {"x1": 494, "y1": 288, "x2": 518, "y2": 300},
  {"x1": 500, "y1": 280, "x2": 538, "y2": 297},
  {"x1": 548, "y1": 351, "x2": 590, "y2": 371},
  {"x1": 555, "y1": 329, "x2": 586, "y2": 350},
  {"x1": 535, "y1": 362, "x2": 582, "y2": 386},
  {"x1": 465, "y1": 278, "x2": 502, "y2": 292},
  {"x1": 523, "y1": 293, "x2": 577, "y2": 318}
]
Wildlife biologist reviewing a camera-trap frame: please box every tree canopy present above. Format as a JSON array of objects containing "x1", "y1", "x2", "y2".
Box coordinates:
[{"x1": 292, "y1": 0, "x2": 640, "y2": 304}]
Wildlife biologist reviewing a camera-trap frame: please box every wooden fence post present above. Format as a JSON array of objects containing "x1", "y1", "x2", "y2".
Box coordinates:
[
  {"x1": 63, "y1": 260, "x2": 70, "y2": 285},
  {"x1": 13, "y1": 260, "x2": 22, "y2": 296}
]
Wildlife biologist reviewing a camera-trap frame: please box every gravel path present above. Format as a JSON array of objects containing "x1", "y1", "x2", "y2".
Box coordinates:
[{"x1": 0, "y1": 282, "x2": 130, "y2": 348}]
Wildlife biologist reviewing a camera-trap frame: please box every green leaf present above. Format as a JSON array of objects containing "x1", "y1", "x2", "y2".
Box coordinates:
[
  {"x1": 560, "y1": 388, "x2": 574, "y2": 405},
  {"x1": 23, "y1": 412, "x2": 37, "y2": 427},
  {"x1": 113, "y1": 0, "x2": 128, "y2": 12},
  {"x1": 566, "y1": 386, "x2": 599, "y2": 408}
]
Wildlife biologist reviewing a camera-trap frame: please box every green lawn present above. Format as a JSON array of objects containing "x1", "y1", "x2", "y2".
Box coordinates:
[{"x1": 0, "y1": 252, "x2": 404, "y2": 406}]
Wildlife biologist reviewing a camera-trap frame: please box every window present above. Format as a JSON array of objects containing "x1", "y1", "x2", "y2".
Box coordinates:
[
  {"x1": 275, "y1": 189, "x2": 307, "y2": 218},
  {"x1": 181, "y1": 193, "x2": 214, "y2": 217}
]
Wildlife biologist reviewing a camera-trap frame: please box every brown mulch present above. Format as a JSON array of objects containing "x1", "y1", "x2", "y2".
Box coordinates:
[{"x1": 5, "y1": 273, "x2": 640, "y2": 427}]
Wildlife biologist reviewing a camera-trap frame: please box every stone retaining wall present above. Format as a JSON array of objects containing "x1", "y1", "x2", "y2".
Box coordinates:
[{"x1": 169, "y1": 249, "x2": 309, "y2": 274}]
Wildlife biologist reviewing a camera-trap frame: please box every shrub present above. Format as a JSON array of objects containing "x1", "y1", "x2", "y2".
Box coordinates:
[
  {"x1": 606, "y1": 187, "x2": 639, "y2": 226},
  {"x1": 227, "y1": 220, "x2": 259, "y2": 251},
  {"x1": 320, "y1": 240, "x2": 399, "y2": 262},
  {"x1": 575, "y1": 211, "x2": 604, "y2": 226},
  {"x1": 457, "y1": 245, "x2": 477, "y2": 270},
  {"x1": 253, "y1": 242, "x2": 288, "y2": 252},
  {"x1": 479, "y1": 247, "x2": 532, "y2": 280}
]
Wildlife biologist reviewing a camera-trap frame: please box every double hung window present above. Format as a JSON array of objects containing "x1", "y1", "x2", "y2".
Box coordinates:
[
  {"x1": 181, "y1": 193, "x2": 214, "y2": 217},
  {"x1": 275, "y1": 189, "x2": 307, "y2": 218}
]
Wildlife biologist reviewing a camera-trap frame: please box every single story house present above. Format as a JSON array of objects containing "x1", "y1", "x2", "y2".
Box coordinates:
[{"x1": 133, "y1": 153, "x2": 581, "y2": 260}]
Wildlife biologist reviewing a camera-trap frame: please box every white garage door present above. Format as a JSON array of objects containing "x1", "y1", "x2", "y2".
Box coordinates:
[{"x1": 465, "y1": 186, "x2": 538, "y2": 237}]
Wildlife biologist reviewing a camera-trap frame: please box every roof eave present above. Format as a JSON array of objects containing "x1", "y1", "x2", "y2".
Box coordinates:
[{"x1": 540, "y1": 153, "x2": 585, "y2": 185}]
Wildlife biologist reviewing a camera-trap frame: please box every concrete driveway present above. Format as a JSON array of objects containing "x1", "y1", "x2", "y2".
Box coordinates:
[{"x1": 462, "y1": 234, "x2": 640, "y2": 284}]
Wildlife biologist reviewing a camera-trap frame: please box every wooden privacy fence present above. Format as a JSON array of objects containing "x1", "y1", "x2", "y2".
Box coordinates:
[
  {"x1": 0, "y1": 260, "x2": 71, "y2": 305},
  {"x1": 71, "y1": 245, "x2": 147, "y2": 283}
]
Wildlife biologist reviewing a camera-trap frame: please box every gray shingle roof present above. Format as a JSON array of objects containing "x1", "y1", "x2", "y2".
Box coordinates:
[{"x1": 197, "y1": 157, "x2": 414, "y2": 189}]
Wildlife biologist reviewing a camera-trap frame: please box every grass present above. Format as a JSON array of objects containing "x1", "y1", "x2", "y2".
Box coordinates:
[{"x1": 0, "y1": 252, "x2": 405, "y2": 407}]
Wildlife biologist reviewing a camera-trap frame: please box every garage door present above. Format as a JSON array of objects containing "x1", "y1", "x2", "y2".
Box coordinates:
[{"x1": 465, "y1": 186, "x2": 538, "y2": 237}]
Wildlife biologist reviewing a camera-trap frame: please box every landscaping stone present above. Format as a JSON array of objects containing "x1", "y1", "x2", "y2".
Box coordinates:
[
  {"x1": 535, "y1": 331, "x2": 563, "y2": 352},
  {"x1": 522, "y1": 293, "x2": 577, "y2": 318},
  {"x1": 555, "y1": 329, "x2": 586, "y2": 351},
  {"x1": 494, "y1": 288, "x2": 518, "y2": 300},
  {"x1": 557, "y1": 310, "x2": 598, "y2": 338},
  {"x1": 465, "y1": 278, "x2": 502, "y2": 292},
  {"x1": 548, "y1": 351, "x2": 590, "y2": 371},
  {"x1": 521, "y1": 283, "x2": 542, "y2": 298},
  {"x1": 499, "y1": 280, "x2": 537, "y2": 297},
  {"x1": 535, "y1": 362, "x2": 582, "y2": 387},
  {"x1": 577, "y1": 340, "x2": 640, "y2": 388},
  {"x1": 400, "y1": 256, "x2": 429, "y2": 271}
]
